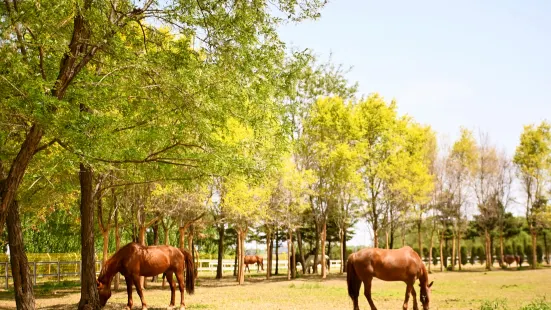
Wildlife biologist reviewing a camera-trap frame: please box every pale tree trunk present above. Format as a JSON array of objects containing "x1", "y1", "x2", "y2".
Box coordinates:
[
  {"x1": 78, "y1": 163, "x2": 101, "y2": 310},
  {"x1": 458, "y1": 231, "x2": 462, "y2": 270},
  {"x1": 428, "y1": 229, "x2": 435, "y2": 273},
  {"x1": 187, "y1": 225, "x2": 194, "y2": 251},
  {"x1": 114, "y1": 208, "x2": 120, "y2": 290},
  {"x1": 7, "y1": 200, "x2": 35, "y2": 310},
  {"x1": 451, "y1": 234, "x2": 456, "y2": 270},
  {"x1": 439, "y1": 230, "x2": 444, "y2": 272},
  {"x1": 385, "y1": 230, "x2": 389, "y2": 249},
  {"x1": 275, "y1": 228, "x2": 280, "y2": 275},
  {"x1": 417, "y1": 219, "x2": 423, "y2": 261},
  {"x1": 485, "y1": 229, "x2": 492, "y2": 271},
  {"x1": 139, "y1": 226, "x2": 147, "y2": 289},
  {"x1": 237, "y1": 229, "x2": 246, "y2": 285},
  {"x1": 321, "y1": 221, "x2": 327, "y2": 279},
  {"x1": 179, "y1": 226, "x2": 187, "y2": 249}
]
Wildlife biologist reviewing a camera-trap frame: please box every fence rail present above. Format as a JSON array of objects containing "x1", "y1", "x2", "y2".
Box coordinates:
[{"x1": 0, "y1": 259, "x2": 342, "y2": 289}]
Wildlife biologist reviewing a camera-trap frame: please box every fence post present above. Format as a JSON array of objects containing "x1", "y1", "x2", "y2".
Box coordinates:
[
  {"x1": 57, "y1": 261, "x2": 60, "y2": 283},
  {"x1": 33, "y1": 262, "x2": 37, "y2": 285}
]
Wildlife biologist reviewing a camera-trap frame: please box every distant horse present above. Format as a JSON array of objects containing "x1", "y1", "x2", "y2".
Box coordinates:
[
  {"x1": 97, "y1": 242, "x2": 195, "y2": 310},
  {"x1": 503, "y1": 254, "x2": 520, "y2": 268},
  {"x1": 244, "y1": 255, "x2": 264, "y2": 272},
  {"x1": 304, "y1": 254, "x2": 330, "y2": 274},
  {"x1": 347, "y1": 246, "x2": 433, "y2": 310}
]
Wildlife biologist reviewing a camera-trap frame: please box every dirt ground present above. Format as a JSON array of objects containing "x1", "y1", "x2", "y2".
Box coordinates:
[{"x1": 1, "y1": 268, "x2": 550, "y2": 309}]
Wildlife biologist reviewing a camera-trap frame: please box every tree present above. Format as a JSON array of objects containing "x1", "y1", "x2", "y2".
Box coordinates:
[
  {"x1": 447, "y1": 128, "x2": 477, "y2": 270},
  {"x1": 513, "y1": 121, "x2": 551, "y2": 269}
]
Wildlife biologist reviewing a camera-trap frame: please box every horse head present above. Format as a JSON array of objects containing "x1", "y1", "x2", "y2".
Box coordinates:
[
  {"x1": 97, "y1": 275, "x2": 112, "y2": 307},
  {"x1": 420, "y1": 281, "x2": 433, "y2": 310}
]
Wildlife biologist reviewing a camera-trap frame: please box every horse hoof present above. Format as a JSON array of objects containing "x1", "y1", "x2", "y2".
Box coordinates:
[{"x1": 179, "y1": 306, "x2": 185, "y2": 310}]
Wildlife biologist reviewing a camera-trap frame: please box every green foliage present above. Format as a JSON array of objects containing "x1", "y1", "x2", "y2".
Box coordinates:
[
  {"x1": 537, "y1": 245, "x2": 544, "y2": 264},
  {"x1": 478, "y1": 246, "x2": 486, "y2": 265},
  {"x1": 479, "y1": 298, "x2": 509, "y2": 310},
  {"x1": 526, "y1": 243, "x2": 534, "y2": 266},
  {"x1": 520, "y1": 298, "x2": 551, "y2": 310},
  {"x1": 470, "y1": 247, "x2": 476, "y2": 265}
]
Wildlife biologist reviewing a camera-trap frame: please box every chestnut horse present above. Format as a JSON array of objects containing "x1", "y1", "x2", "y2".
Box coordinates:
[
  {"x1": 347, "y1": 246, "x2": 433, "y2": 310},
  {"x1": 503, "y1": 254, "x2": 520, "y2": 267},
  {"x1": 96, "y1": 242, "x2": 195, "y2": 310},
  {"x1": 244, "y1": 255, "x2": 264, "y2": 272}
]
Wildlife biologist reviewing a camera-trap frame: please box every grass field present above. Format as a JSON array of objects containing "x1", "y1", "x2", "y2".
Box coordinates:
[{"x1": 1, "y1": 267, "x2": 550, "y2": 310}]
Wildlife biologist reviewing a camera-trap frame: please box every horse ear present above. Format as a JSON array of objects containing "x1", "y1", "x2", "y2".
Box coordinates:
[{"x1": 428, "y1": 281, "x2": 434, "y2": 288}]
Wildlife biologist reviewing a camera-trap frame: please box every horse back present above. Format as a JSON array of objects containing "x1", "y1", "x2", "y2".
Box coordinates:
[{"x1": 351, "y1": 247, "x2": 423, "y2": 282}]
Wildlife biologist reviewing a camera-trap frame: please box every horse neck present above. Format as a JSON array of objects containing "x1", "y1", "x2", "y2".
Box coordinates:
[
  {"x1": 419, "y1": 264, "x2": 429, "y2": 286},
  {"x1": 101, "y1": 256, "x2": 121, "y2": 284}
]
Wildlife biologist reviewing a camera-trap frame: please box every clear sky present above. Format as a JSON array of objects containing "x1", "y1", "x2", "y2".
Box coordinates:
[{"x1": 277, "y1": 0, "x2": 551, "y2": 246}]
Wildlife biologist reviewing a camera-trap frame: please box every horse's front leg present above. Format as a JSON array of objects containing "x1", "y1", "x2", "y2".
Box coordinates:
[
  {"x1": 410, "y1": 284, "x2": 419, "y2": 310},
  {"x1": 124, "y1": 275, "x2": 133, "y2": 310},
  {"x1": 403, "y1": 283, "x2": 413, "y2": 310},
  {"x1": 132, "y1": 275, "x2": 148, "y2": 310}
]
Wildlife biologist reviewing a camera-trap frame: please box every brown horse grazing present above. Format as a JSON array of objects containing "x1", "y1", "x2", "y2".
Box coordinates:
[
  {"x1": 244, "y1": 255, "x2": 264, "y2": 272},
  {"x1": 96, "y1": 242, "x2": 195, "y2": 310},
  {"x1": 347, "y1": 246, "x2": 433, "y2": 310},
  {"x1": 503, "y1": 254, "x2": 520, "y2": 267}
]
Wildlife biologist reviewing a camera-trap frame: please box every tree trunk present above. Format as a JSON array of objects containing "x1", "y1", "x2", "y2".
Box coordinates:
[
  {"x1": 237, "y1": 230, "x2": 246, "y2": 285},
  {"x1": 7, "y1": 200, "x2": 35, "y2": 310},
  {"x1": 457, "y1": 231, "x2": 462, "y2": 270},
  {"x1": 417, "y1": 219, "x2": 423, "y2": 261},
  {"x1": 179, "y1": 226, "x2": 186, "y2": 250},
  {"x1": 321, "y1": 221, "x2": 327, "y2": 279},
  {"x1": 152, "y1": 223, "x2": 159, "y2": 282},
  {"x1": 233, "y1": 236, "x2": 238, "y2": 277},
  {"x1": 531, "y1": 229, "x2": 537, "y2": 269},
  {"x1": 385, "y1": 230, "x2": 389, "y2": 249},
  {"x1": 339, "y1": 228, "x2": 345, "y2": 274},
  {"x1": 0, "y1": 124, "x2": 44, "y2": 234},
  {"x1": 114, "y1": 208, "x2": 120, "y2": 291},
  {"x1": 275, "y1": 228, "x2": 280, "y2": 275},
  {"x1": 102, "y1": 230, "x2": 109, "y2": 265},
  {"x1": 313, "y1": 224, "x2": 319, "y2": 274},
  {"x1": 373, "y1": 225, "x2": 379, "y2": 248},
  {"x1": 187, "y1": 225, "x2": 194, "y2": 251},
  {"x1": 297, "y1": 229, "x2": 306, "y2": 275},
  {"x1": 139, "y1": 225, "x2": 146, "y2": 289},
  {"x1": 78, "y1": 163, "x2": 101, "y2": 310},
  {"x1": 216, "y1": 225, "x2": 224, "y2": 280},
  {"x1": 544, "y1": 232, "x2": 549, "y2": 265},
  {"x1": 499, "y1": 230, "x2": 504, "y2": 267},
  {"x1": 485, "y1": 229, "x2": 492, "y2": 271},
  {"x1": 287, "y1": 230, "x2": 292, "y2": 280},
  {"x1": 266, "y1": 228, "x2": 271, "y2": 280},
  {"x1": 164, "y1": 226, "x2": 170, "y2": 245},
  {"x1": 428, "y1": 231, "x2": 434, "y2": 273},
  {"x1": 291, "y1": 232, "x2": 296, "y2": 279},
  {"x1": 342, "y1": 228, "x2": 347, "y2": 272},
  {"x1": 439, "y1": 230, "x2": 444, "y2": 272},
  {"x1": 451, "y1": 234, "x2": 456, "y2": 270}
]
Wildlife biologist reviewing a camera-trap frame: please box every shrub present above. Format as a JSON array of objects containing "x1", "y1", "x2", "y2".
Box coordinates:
[
  {"x1": 525, "y1": 243, "x2": 534, "y2": 266},
  {"x1": 469, "y1": 247, "x2": 476, "y2": 265},
  {"x1": 460, "y1": 246, "x2": 468, "y2": 265},
  {"x1": 520, "y1": 297, "x2": 551, "y2": 310},
  {"x1": 478, "y1": 246, "x2": 486, "y2": 265},
  {"x1": 537, "y1": 245, "x2": 543, "y2": 264}
]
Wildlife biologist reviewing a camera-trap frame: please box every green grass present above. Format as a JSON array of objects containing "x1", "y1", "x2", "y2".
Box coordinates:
[{"x1": 1, "y1": 268, "x2": 551, "y2": 309}]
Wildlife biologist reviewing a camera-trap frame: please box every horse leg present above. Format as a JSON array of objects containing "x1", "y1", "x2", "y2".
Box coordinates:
[
  {"x1": 124, "y1": 275, "x2": 134, "y2": 310},
  {"x1": 175, "y1": 270, "x2": 186, "y2": 310},
  {"x1": 132, "y1": 275, "x2": 148, "y2": 310},
  {"x1": 411, "y1": 284, "x2": 419, "y2": 310},
  {"x1": 364, "y1": 277, "x2": 377, "y2": 310},
  {"x1": 402, "y1": 283, "x2": 413, "y2": 310},
  {"x1": 166, "y1": 271, "x2": 176, "y2": 308}
]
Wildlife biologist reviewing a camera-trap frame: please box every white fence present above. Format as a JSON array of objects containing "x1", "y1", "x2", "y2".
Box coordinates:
[{"x1": 1, "y1": 259, "x2": 342, "y2": 289}]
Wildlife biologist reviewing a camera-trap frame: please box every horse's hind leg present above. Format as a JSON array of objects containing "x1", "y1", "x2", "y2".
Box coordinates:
[
  {"x1": 124, "y1": 275, "x2": 134, "y2": 310},
  {"x1": 175, "y1": 270, "x2": 186, "y2": 310},
  {"x1": 166, "y1": 271, "x2": 176, "y2": 308},
  {"x1": 363, "y1": 277, "x2": 377, "y2": 310},
  {"x1": 132, "y1": 274, "x2": 148, "y2": 310}
]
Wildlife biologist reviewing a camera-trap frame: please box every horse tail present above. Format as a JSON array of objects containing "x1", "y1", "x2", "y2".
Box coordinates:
[
  {"x1": 179, "y1": 248, "x2": 195, "y2": 295},
  {"x1": 346, "y1": 255, "x2": 361, "y2": 301}
]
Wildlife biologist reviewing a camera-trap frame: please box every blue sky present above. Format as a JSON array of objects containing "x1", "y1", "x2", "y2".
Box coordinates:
[{"x1": 277, "y1": 0, "x2": 551, "y2": 246}]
